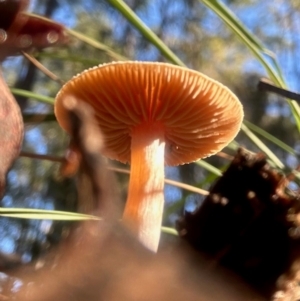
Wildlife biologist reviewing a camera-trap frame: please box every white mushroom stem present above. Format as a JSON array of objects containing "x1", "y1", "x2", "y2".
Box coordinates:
[{"x1": 123, "y1": 122, "x2": 165, "y2": 252}]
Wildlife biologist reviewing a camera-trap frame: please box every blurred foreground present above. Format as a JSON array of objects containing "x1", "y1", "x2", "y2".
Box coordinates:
[{"x1": 0, "y1": 98, "x2": 265, "y2": 301}]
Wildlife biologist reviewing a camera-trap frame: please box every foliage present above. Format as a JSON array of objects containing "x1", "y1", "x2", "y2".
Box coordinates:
[{"x1": 2, "y1": 0, "x2": 300, "y2": 260}]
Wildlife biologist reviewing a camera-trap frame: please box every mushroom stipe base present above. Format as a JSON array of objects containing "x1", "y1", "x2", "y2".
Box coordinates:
[{"x1": 123, "y1": 122, "x2": 165, "y2": 252}]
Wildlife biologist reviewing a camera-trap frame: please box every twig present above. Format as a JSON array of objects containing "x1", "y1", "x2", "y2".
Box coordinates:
[
  {"x1": 18, "y1": 152, "x2": 210, "y2": 196},
  {"x1": 216, "y1": 151, "x2": 233, "y2": 161},
  {"x1": 258, "y1": 78, "x2": 300, "y2": 101},
  {"x1": 22, "y1": 51, "x2": 64, "y2": 85},
  {"x1": 19, "y1": 151, "x2": 64, "y2": 162},
  {"x1": 23, "y1": 113, "x2": 56, "y2": 123},
  {"x1": 109, "y1": 166, "x2": 209, "y2": 195}
]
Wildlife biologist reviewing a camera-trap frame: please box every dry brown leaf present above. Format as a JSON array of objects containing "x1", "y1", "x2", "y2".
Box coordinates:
[{"x1": 0, "y1": 71, "x2": 23, "y2": 197}]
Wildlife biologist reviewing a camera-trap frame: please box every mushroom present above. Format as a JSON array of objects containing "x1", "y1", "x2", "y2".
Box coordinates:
[{"x1": 54, "y1": 61, "x2": 243, "y2": 252}]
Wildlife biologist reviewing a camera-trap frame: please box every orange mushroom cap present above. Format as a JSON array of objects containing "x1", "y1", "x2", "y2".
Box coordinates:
[{"x1": 55, "y1": 61, "x2": 243, "y2": 166}]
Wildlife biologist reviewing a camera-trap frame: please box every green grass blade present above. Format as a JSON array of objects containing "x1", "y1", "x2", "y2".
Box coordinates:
[
  {"x1": 244, "y1": 120, "x2": 297, "y2": 156},
  {"x1": 161, "y1": 226, "x2": 178, "y2": 236},
  {"x1": 0, "y1": 207, "x2": 180, "y2": 233},
  {"x1": 0, "y1": 208, "x2": 100, "y2": 220},
  {"x1": 226, "y1": 140, "x2": 239, "y2": 152},
  {"x1": 241, "y1": 123, "x2": 284, "y2": 168},
  {"x1": 11, "y1": 88, "x2": 55, "y2": 105},
  {"x1": 200, "y1": 0, "x2": 300, "y2": 132},
  {"x1": 66, "y1": 29, "x2": 128, "y2": 61},
  {"x1": 290, "y1": 101, "x2": 300, "y2": 130},
  {"x1": 200, "y1": 0, "x2": 284, "y2": 85},
  {"x1": 107, "y1": 0, "x2": 185, "y2": 67},
  {"x1": 25, "y1": 13, "x2": 127, "y2": 62},
  {"x1": 195, "y1": 160, "x2": 223, "y2": 177},
  {"x1": 38, "y1": 52, "x2": 102, "y2": 66}
]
